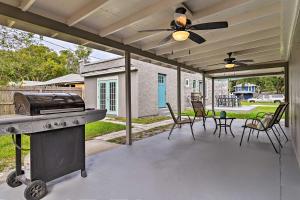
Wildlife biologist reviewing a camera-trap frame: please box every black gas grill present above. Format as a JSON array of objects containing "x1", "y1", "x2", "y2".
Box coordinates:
[{"x1": 0, "y1": 92, "x2": 107, "y2": 200}]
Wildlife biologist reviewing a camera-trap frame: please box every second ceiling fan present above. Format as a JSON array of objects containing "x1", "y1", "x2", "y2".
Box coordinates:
[{"x1": 139, "y1": 7, "x2": 229, "y2": 45}]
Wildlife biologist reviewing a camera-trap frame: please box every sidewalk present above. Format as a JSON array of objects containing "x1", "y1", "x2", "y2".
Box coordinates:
[{"x1": 98, "y1": 118, "x2": 174, "y2": 141}]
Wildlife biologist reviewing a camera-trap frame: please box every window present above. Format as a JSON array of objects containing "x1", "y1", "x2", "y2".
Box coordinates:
[{"x1": 185, "y1": 79, "x2": 190, "y2": 87}]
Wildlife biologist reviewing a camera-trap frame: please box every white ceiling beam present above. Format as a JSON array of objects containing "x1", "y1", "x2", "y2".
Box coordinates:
[
  {"x1": 180, "y1": 36, "x2": 280, "y2": 63},
  {"x1": 67, "y1": 0, "x2": 109, "y2": 26},
  {"x1": 143, "y1": 2, "x2": 280, "y2": 51},
  {"x1": 19, "y1": 0, "x2": 36, "y2": 11},
  {"x1": 156, "y1": 13, "x2": 280, "y2": 56},
  {"x1": 123, "y1": 0, "x2": 250, "y2": 45},
  {"x1": 172, "y1": 27, "x2": 280, "y2": 60},
  {"x1": 99, "y1": 0, "x2": 185, "y2": 37}
]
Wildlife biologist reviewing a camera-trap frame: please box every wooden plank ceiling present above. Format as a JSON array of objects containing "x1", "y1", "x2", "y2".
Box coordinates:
[{"x1": 0, "y1": 0, "x2": 298, "y2": 77}]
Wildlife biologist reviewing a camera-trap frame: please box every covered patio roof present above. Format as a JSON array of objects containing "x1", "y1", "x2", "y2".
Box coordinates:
[{"x1": 0, "y1": 0, "x2": 298, "y2": 76}]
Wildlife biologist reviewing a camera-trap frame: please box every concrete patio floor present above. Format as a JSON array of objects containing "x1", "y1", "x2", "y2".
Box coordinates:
[{"x1": 0, "y1": 119, "x2": 300, "y2": 200}]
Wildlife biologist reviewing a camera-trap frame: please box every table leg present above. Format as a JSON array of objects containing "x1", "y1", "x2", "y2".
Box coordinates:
[
  {"x1": 229, "y1": 119, "x2": 235, "y2": 138},
  {"x1": 213, "y1": 119, "x2": 217, "y2": 135},
  {"x1": 218, "y1": 120, "x2": 222, "y2": 138}
]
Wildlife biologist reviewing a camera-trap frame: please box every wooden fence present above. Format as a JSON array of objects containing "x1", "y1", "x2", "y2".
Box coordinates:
[{"x1": 0, "y1": 86, "x2": 83, "y2": 115}]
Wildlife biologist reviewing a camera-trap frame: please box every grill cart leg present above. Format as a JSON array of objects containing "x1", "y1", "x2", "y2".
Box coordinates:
[{"x1": 6, "y1": 134, "x2": 24, "y2": 188}]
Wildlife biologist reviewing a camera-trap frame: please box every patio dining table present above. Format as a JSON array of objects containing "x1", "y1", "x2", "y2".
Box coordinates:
[{"x1": 213, "y1": 116, "x2": 236, "y2": 138}]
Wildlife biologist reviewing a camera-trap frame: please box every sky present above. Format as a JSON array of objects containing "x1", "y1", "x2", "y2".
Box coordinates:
[{"x1": 38, "y1": 36, "x2": 120, "y2": 62}]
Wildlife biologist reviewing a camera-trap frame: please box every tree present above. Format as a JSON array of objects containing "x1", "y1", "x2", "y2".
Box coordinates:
[
  {"x1": 60, "y1": 45, "x2": 92, "y2": 73},
  {"x1": 0, "y1": 45, "x2": 70, "y2": 84},
  {"x1": 0, "y1": 26, "x2": 93, "y2": 85},
  {"x1": 0, "y1": 25, "x2": 38, "y2": 50}
]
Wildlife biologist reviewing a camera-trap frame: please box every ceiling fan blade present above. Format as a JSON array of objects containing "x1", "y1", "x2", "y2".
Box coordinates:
[
  {"x1": 190, "y1": 21, "x2": 228, "y2": 30},
  {"x1": 234, "y1": 62, "x2": 248, "y2": 67},
  {"x1": 138, "y1": 29, "x2": 173, "y2": 32},
  {"x1": 237, "y1": 59, "x2": 254, "y2": 62},
  {"x1": 188, "y1": 31, "x2": 206, "y2": 44},
  {"x1": 159, "y1": 34, "x2": 173, "y2": 44},
  {"x1": 206, "y1": 63, "x2": 224, "y2": 67}
]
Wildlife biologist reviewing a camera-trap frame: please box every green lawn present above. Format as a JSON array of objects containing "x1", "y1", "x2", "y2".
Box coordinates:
[
  {"x1": 183, "y1": 102, "x2": 280, "y2": 119},
  {"x1": 112, "y1": 115, "x2": 170, "y2": 124},
  {"x1": 85, "y1": 121, "x2": 126, "y2": 140},
  {"x1": 0, "y1": 121, "x2": 125, "y2": 172}
]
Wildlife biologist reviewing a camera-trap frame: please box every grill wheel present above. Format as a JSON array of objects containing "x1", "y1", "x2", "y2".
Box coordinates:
[
  {"x1": 6, "y1": 170, "x2": 24, "y2": 188},
  {"x1": 24, "y1": 180, "x2": 47, "y2": 200}
]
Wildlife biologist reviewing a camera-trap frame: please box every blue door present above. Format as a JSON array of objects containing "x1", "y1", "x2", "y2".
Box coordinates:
[{"x1": 158, "y1": 74, "x2": 166, "y2": 108}]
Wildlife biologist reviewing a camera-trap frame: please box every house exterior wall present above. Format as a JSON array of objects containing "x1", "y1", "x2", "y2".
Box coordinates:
[
  {"x1": 84, "y1": 71, "x2": 139, "y2": 118},
  {"x1": 82, "y1": 58, "x2": 228, "y2": 118},
  {"x1": 289, "y1": 15, "x2": 300, "y2": 166},
  {"x1": 132, "y1": 59, "x2": 202, "y2": 117}
]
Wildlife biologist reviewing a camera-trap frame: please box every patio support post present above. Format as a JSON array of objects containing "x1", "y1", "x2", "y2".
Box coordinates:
[
  {"x1": 202, "y1": 73, "x2": 206, "y2": 107},
  {"x1": 177, "y1": 66, "x2": 181, "y2": 121},
  {"x1": 125, "y1": 51, "x2": 132, "y2": 145},
  {"x1": 212, "y1": 78, "x2": 215, "y2": 112},
  {"x1": 285, "y1": 64, "x2": 289, "y2": 127}
]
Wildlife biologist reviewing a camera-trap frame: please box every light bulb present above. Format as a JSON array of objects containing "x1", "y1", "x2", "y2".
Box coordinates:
[{"x1": 172, "y1": 31, "x2": 190, "y2": 41}]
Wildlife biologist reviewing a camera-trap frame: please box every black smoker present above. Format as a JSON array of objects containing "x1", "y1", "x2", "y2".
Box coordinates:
[{"x1": 2, "y1": 92, "x2": 106, "y2": 200}]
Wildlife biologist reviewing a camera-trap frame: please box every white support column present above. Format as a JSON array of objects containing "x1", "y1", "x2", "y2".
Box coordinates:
[
  {"x1": 212, "y1": 78, "x2": 215, "y2": 112},
  {"x1": 285, "y1": 64, "x2": 289, "y2": 127},
  {"x1": 177, "y1": 66, "x2": 181, "y2": 120},
  {"x1": 202, "y1": 73, "x2": 206, "y2": 107},
  {"x1": 125, "y1": 51, "x2": 132, "y2": 145}
]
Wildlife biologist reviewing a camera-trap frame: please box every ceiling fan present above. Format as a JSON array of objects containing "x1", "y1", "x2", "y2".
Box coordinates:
[
  {"x1": 223, "y1": 52, "x2": 254, "y2": 68},
  {"x1": 138, "y1": 7, "x2": 229, "y2": 45}
]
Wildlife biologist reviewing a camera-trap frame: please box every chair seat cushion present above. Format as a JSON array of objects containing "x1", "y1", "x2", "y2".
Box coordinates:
[
  {"x1": 257, "y1": 114, "x2": 273, "y2": 129},
  {"x1": 246, "y1": 123, "x2": 259, "y2": 129}
]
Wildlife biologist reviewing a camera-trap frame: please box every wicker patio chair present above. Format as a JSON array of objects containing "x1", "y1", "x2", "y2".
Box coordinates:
[
  {"x1": 191, "y1": 100, "x2": 215, "y2": 130},
  {"x1": 239, "y1": 103, "x2": 287, "y2": 153},
  {"x1": 273, "y1": 103, "x2": 289, "y2": 141},
  {"x1": 166, "y1": 103, "x2": 195, "y2": 140}
]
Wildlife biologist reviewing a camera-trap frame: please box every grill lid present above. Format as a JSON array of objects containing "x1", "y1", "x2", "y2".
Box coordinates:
[{"x1": 14, "y1": 92, "x2": 85, "y2": 116}]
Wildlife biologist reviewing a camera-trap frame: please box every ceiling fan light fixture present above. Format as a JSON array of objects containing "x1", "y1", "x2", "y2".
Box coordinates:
[
  {"x1": 172, "y1": 31, "x2": 190, "y2": 41},
  {"x1": 225, "y1": 63, "x2": 235, "y2": 68},
  {"x1": 174, "y1": 13, "x2": 187, "y2": 27}
]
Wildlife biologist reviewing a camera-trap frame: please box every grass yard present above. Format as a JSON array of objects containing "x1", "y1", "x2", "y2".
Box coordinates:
[
  {"x1": 85, "y1": 121, "x2": 126, "y2": 140},
  {"x1": 183, "y1": 102, "x2": 280, "y2": 119},
  {"x1": 112, "y1": 115, "x2": 170, "y2": 124},
  {"x1": 0, "y1": 121, "x2": 125, "y2": 172}
]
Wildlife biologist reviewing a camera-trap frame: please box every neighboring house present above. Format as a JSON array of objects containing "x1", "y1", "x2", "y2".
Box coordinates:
[
  {"x1": 40, "y1": 74, "x2": 84, "y2": 89},
  {"x1": 81, "y1": 57, "x2": 228, "y2": 118},
  {"x1": 233, "y1": 83, "x2": 257, "y2": 100},
  {"x1": 81, "y1": 58, "x2": 203, "y2": 118}
]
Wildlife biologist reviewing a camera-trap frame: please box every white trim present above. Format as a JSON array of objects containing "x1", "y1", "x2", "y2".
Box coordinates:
[{"x1": 97, "y1": 76, "x2": 119, "y2": 115}]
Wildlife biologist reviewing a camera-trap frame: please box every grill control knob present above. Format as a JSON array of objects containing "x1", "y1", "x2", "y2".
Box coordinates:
[
  {"x1": 45, "y1": 123, "x2": 52, "y2": 129},
  {"x1": 73, "y1": 120, "x2": 79, "y2": 125},
  {"x1": 60, "y1": 122, "x2": 67, "y2": 127},
  {"x1": 7, "y1": 127, "x2": 16, "y2": 133}
]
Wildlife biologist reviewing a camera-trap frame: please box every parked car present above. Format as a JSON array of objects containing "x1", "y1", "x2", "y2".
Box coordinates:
[{"x1": 247, "y1": 94, "x2": 284, "y2": 103}]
